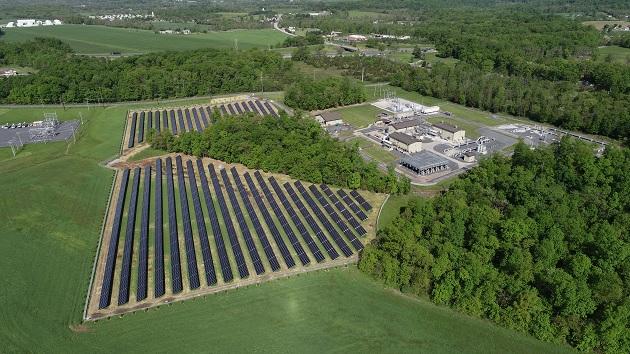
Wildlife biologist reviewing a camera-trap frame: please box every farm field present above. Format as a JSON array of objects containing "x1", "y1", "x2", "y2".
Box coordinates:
[
  {"x1": 0, "y1": 99, "x2": 572, "y2": 353},
  {"x1": 333, "y1": 104, "x2": 383, "y2": 128},
  {"x1": 0, "y1": 25, "x2": 288, "y2": 54}
]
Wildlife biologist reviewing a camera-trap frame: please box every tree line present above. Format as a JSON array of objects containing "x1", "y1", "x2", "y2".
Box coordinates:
[
  {"x1": 360, "y1": 139, "x2": 630, "y2": 353},
  {"x1": 150, "y1": 112, "x2": 410, "y2": 194},
  {"x1": 284, "y1": 76, "x2": 366, "y2": 111}
]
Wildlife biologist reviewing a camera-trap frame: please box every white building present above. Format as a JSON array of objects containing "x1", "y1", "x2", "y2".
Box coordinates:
[
  {"x1": 315, "y1": 111, "x2": 343, "y2": 126},
  {"x1": 347, "y1": 34, "x2": 368, "y2": 42},
  {"x1": 388, "y1": 132, "x2": 423, "y2": 154},
  {"x1": 432, "y1": 122, "x2": 466, "y2": 142},
  {"x1": 6, "y1": 19, "x2": 62, "y2": 28}
]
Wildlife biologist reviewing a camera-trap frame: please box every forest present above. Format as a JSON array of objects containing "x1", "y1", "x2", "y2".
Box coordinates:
[
  {"x1": 360, "y1": 139, "x2": 630, "y2": 353},
  {"x1": 150, "y1": 112, "x2": 410, "y2": 194},
  {"x1": 0, "y1": 38, "x2": 299, "y2": 103},
  {"x1": 283, "y1": 76, "x2": 366, "y2": 111}
]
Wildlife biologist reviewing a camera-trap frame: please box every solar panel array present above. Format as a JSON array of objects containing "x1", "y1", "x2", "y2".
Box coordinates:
[
  {"x1": 125, "y1": 100, "x2": 280, "y2": 149},
  {"x1": 350, "y1": 190, "x2": 372, "y2": 211},
  {"x1": 321, "y1": 184, "x2": 367, "y2": 236},
  {"x1": 337, "y1": 189, "x2": 368, "y2": 220},
  {"x1": 96, "y1": 156, "x2": 375, "y2": 311}
]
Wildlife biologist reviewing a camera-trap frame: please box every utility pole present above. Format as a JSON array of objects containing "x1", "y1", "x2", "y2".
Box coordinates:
[
  {"x1": 361, "y1": 67, "x2": 365, "y2": 82},
  {"x1": 260, "y1": 71, "x2": 264, "y2": 95}
]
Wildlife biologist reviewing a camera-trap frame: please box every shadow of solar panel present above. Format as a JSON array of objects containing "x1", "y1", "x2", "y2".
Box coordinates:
[
  {"x1": 230, "y1": 168, "x2": 281, "y2": 271},
  {"x1": 175, "y1": 156, "x2": 201, "y2": 290},
  {"x1": 118, "y1": 167, "x2": 141, "y2": 305},
  {"x1": 254, "y1": 172, "x2": 310, "y2": 266},
  {"x1": 291, "y1": 181, "x2": 353, "y2": 257},
  {"x1": 208, "y1": 164, "x2": 249, "y2": 279},
  {"x1": 165, "y1": 157, "x2": 183, "y2": 293},
  {"x1": 127, "y1": 113, "x2": 137, "y2": 148},
  {"x1": 186, "y1": 160, "x2": 217, "y2": 286},
  {"x1": 196, "y1": 159, "x2": 233, "y2": 282},
  {"x1": 137, "y1": 165, "x2": 151, "y2": 301},
  {"x1": 154, "y1": 159, "x2": 165, "y2": 297},
  {"x1": 99, "y1": 169, "x2": 130, "y2": 309},
  {"x1": 220, "y1": 168, "x2": 265, "y2": 275},
  {"x1": 244, "y1": 172, "x2": 295, "y2": 268},
  {"x1": 268, "y1": 177, "x2": 325, "y2": 262}
]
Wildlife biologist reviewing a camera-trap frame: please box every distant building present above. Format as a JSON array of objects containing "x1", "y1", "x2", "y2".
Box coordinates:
[
  {"x1": 347, "y1": 34, "x2": 368, "y2": 42},
  {"x1": 463, "y1": 151, "x2": 476, "y2": 163},
  {"x1": 387, "y1": 119, "x2": 423, "y2": 134},
  {"x1": 388, "y1": 132, "x2": 423, "y2": 154},
  {"x1": 421, "y1": 106, "x2": 440, "y2": 115},
  {"x1": 432, "y1": 122, "x2": 465, "y2": 142},
  {"x1": 400, "y1": 151, "x2": 450, "y2": 176},
  {"x1": 5, "y1": 18, "x2": 62, "y2": 28},
  {"x1": 0, "y1": 69, "x2": 18, "y2": 77},
  {"x1": 315, "y1": 111, "x2": 343, "y2": 126}
]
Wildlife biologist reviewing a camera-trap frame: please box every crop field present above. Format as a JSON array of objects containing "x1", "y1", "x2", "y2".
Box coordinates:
[
  {"x1": 123, "y1": 97, "x2": 280, "y2": 151},
  {"x1": 0, "y1": 99, "x2": 574, "y2": 352},
  {"x1": 0, "y1": 25, "x2": 288, "y2": 54},
  {"x1": 89, "y1": 153, "x2": 383, "y2": 319}
]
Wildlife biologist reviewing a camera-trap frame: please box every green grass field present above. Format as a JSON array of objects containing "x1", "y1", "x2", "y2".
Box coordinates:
[
  {"x1": 349, "y1": 137, "x2": 398, "y2": 165},
  {"x1": 595, "y1": 45, "x2": 630, "y2": 64},
  {"x1": 0, "y1": 99, "x2": 572, "y2": 352},
  {"x1": 333, "y1": 104, "x2": 383, "y2": 128},
  {"x1": 0, "y1": 25, "x2": 288, "y2": 54}
]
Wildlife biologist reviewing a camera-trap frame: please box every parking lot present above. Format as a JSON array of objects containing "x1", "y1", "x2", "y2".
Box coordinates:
[{"x1": 0, "y1": 120, "x2": 81, "y2": 147}]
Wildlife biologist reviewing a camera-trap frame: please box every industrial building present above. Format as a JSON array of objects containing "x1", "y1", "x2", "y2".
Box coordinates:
[
  {"x1": 432, "y1": 122, "x2": 465, "y2": 142},
  {"x1": 387, "y1": 119, "x2": 423, "y2": 134},
  {"x1": 314, "y1": 111, "x2": 343, "y2": 127},
  {"x1": 400, "y1": 151, "x2": 450, "y2": 176},
  {"x1": 387, "y1": 132, "x2": 423, "y2": 154}
]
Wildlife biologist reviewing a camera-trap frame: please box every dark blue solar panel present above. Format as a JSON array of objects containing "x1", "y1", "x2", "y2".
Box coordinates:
[
  {"x1": 184, "y1": 109, "x2": 194, "y2": 132},
  {"x1": 230, "y1": 167, "x2": 281, "y2": 272},
  {"x1": 197, "y1": 159, "x2": 233, "y2": 282},
  {"x1": 169, "y1": 110, "x2": 178, "y2": 135},
  {"x1": 165, "y1": 157, "x2": 183, "y2": 293},
  {"x1": 219, "y1": 105, "x2": 228, "y2": 116},
  {"x1": 321, "y1": 184, "x2": 367, "y2": 235},
  {"x1": 191, "y1": 108, "x2": 203, "y2": 131},
  {"x1": 154, "y1": 159, "x2": 165, "y2": 297},
  {"x1": 127, "y1": 113, "x2": 137, "y2": 148},
  {"x1": 254, "y1": 172, "x2": 310, "y2": 266},
  {"x1": 186, "y1": 159, "x2": 217, "y2": 286},
  {"x1": 99, "y1": 169, "x2": 130, "y2": 309},
  {"x1": 350, "y1": 190, "x2": 372, "y2": 211},
  {"x1": 138, "y1": 111, "x2": 145, "y2": 143},
  {"x1": 282, "y1": 182, "x2": 340, "y2": 260},
  {"x1": 154, "y1": 111, "x2": 160, "y2": 132},
  {"x1": 177, "y1": 109, "x2": 187, "y2": 133},
  {"x1": 263, "y1": 102, "x2": 279, "y2": 117},
  {"x1": 220, "y1": 168, "x2": 265, "y2": 275},
  {"x1": 226, "y1": 104, "x2": 237, "y2": 115},
  {"x1": 208, "y1": 164, "x2": 249, "y2": 279},
  {"x1": 175, "y1": 156, "x2": 200, "y2": 289},
  {"x1": 247, "y1": 101, "x2": 260, "y2": 115},
  {"x1": 337, "y1": 189, "x2": 368, "y2": 220},
  {"x1": 255, "y1": 100, "x2": 269, "y2": 115},
  {"x1": 118, "y1": 167, "x2": 141, "y2": 305},
  {"x1": 268, "y1": 176, "x2": 325, "y2": 262},
  {"x1": 147, "y1": 111, "x2": 153, "y2": 131},
  {"x1": 292, "y1": 181, "x2": 354, "y2": 257},
  {"x1": 137, "y1": 165, "x2": 151, "y2": 301},
  {"x1": 198, "y1": 107, "x2": 209, "y2": 128},
  {"x1": 240, "y1": 102, "x2": 252, "y2": 113},
  {"x1": 309, "y1": 184, "x2": 363, "y2": 251},
  {"x1": 244, "y1": 172, "x2": 295, "y2": 268}
]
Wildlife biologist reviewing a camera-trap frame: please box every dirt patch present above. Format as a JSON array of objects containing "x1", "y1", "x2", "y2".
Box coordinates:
[{"x1": 69, "y1": 324, "x2": 92, "y2": 333}]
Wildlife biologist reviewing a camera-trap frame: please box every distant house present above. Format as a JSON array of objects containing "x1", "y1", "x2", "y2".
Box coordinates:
[
  {"x1": 347, "y1": 34, "x2": 368, "y2": 42},
  {"x1": 463, "y1": 151, "x2": 476, "y2": 163},
  {"x1": 0, "y1": 69, "x2": 18, "y2": 77},
  {"x1": 315, "y1": 111, "x2": 343, "y2": 126},
  {"x1": 388, "y1": 132, "x2": 423, "y2": 154},
  {"x1": 432, "y1": 122, "x2": 465, "y2": 142}
]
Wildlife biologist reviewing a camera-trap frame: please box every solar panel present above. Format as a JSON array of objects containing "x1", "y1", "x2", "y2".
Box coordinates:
[
  {"x1": 165, "y1": 157, "x2": 183, "y2": 293},
  {"x1": 186, "y1": 160, "x2": 217, "y2": 286},
  {"x1": 219, "y1": 105, "x2": 228, "y2": 116},
  {"x1": 230, "y1": 167, "x2": 281, "y2": 271},
  {"x1": 226, "y1": 104, "x2": 237, "y2": 115},
  {"x1": 184, "y1": 108, "x2": 194, "y2": 133},
  {"x1": 292, "y1": 181, "x2": 354, "y2": 257},
  {"x1": 233, "y1": 102, "x2": 244, "y2": 115},
  {"x1": 177, "y1": 109, "x2": 186, "y2": 133},
  {"x1": 254, "y1": 172, "x2": 311, "y2": 265},
  {"x1": 337, "y1": 189, "x2": 368, "y2": 220},
  {"x1": 169, "y1": 110, "x2": 178, "y2": 135},
  {"x1": 350, "y1": 190, "x2": 372, "y2": 211},
  {"x1": 154, "y1": 111, "x2": 160, "y2": 132},
  {"x1": 147, "y1": 111, "x2": 153, "y2": 131},
  {"x1": 247, "y1": 101, "x2": 260, "y2": 115},
  {"x1": 175, "y1": 156, "x2": 201, "y2": 289},
  {"x1": 138, "y1": 111, "x2": 145, "y2": 143},
  {"x1": 196, "y1": 159, "x2": 233, "y2": 282},
  {"x1": 99, "y1": 169, "x2": 130, "y2": 309},
  {"x1": 220, "y1": 168, "x2": 265, "y2": 275},
  {"x1": 240, "y1": 102, "x2": 252, "y2": 113},
  {"x1": 118, "y1": 167, "x2": 141, "y2": 305},
  {"x1": 191, "y1": 108, "x2": 203, "y2": 131},
  {"x1": 127, "y1": 113, "x2": 137, "y2": 148},
  {"x1": 199, "y1": 106, "x2": 209, "y2": 128},
  {"x1": 137, "y1": 165, "x2": 151, "y2": 302},
  {"x1": 208, "y1": 164, "x2": 249, "y2": 279},
  {"x1": 268, "y1": 177, "x2": 325, "y2": 262},
  {"x1": 254, "y1": 100, "x2": 269, "y2": 115},
  {"x1": 205, "y1": 106, "x2": 213, "y2": 121},
  {"x1": 308, "y1": 184, "x2": 363, "y2": 251},
  {"x1": 321, "y1": 184, "x2": 367, "y2": 236},
  {"x1": 263, "y1": 102, "x2": 279, "y2": 117},
  {"x1": 244, "y1": 172, "x2": 296, "y2": 268},
  {"x1": 154, "y1": 159, "x2": 165, "y2": 298},
  {"x1": 161, "y1": 110, "x2": 168, "y2": 131}
]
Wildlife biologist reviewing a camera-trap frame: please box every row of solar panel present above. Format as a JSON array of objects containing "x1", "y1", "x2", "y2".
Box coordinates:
[
  {"x1": 126, "y1": 100, "x2": 279, "y2": 149},
  {"x1": 98, "y1": 158, "x2": 371, "y2": 309}
]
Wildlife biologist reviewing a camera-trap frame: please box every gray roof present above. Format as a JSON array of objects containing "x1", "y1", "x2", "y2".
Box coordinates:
[
  {"x1": 400, "y1": 151, "x2": 449, "y2": 170},
  {"x1": 390, "y1": 119, "x2": 423, "y2": 130},
  {"x1": 389, "y1": 132, "x2": 421, "y2": 145},
  {"x1": 432, "y1": 122, "x2": 462, "y2": 133},
  {"x1": 318, "y1": 111, "x2": 343, "y2": 122}
]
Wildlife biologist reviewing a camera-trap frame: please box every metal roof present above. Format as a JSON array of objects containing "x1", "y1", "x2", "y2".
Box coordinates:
[
  {"x1": 400, "y1": 151, "x2": 449, "y2": 170},
  {"x1": 318, "y1": 111, "x2": 343, "y2": 122},
  {"x1": 389, "y1": 132, "x2": 421, "y2": 145},
  {"x1": 432, "y1": 122, "x2": 462, "y2": 133}
]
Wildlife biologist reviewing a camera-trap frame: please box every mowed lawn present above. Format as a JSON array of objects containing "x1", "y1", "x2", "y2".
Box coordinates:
[
  {"x1": 0, "y1": 101, "x2": 571, "y2": 353},
  {"x1": 595, "y1": 45, "x2": 630, "y2": 64},
  {"x1": 0, "y1": 25, "x2": 288, "y2": 54},
  {"x1": 333, "y1": 104, "x2": 382, "y2": 128}
]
